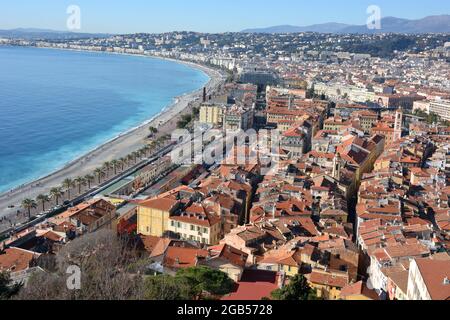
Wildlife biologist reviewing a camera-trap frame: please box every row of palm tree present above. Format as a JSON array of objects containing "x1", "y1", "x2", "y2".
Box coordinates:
[
  {"x1": 88, "y1": 141, "x2": 167, "y2": 190},
  {"x1": 19, "y1": 137, "x2": 170, "y2": 220},
  {"x1": 20, "y1": 173, "x2": 95, "y2": 220}
]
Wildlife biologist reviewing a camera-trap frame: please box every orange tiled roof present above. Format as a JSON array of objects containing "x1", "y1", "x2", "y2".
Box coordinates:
[
  {"x1": 163, "y1": 247, "x2": 208, "y2": 269},
  {"x1": 0, "y1": 247, "x2": 40, "y2": 272}
]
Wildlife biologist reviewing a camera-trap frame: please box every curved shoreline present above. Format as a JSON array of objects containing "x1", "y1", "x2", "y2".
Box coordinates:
[{"x1": 0, "y1": 48, "x2": 225, "y2": 216}]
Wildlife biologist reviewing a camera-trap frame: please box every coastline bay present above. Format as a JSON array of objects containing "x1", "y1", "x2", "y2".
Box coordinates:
[{"x1": 0, "y1": 46, "x2": 210, "y2": 194}]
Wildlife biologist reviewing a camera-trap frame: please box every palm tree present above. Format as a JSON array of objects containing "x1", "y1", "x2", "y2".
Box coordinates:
[
  {"x1": 62, "y1": 178, "x2": 75, "y2": 200},
  {"x1": 141, "y1": 146, "x2": 150, "y2": 157},
  {"x1": 85, "y1": 174, "x2": 95, "y2": 189},
  {"x1": 21, "y1": 198, "x2": 37, "y2": 219},
  {"x1": 74, "y1": 177, "x2": 86, "y2": 194},
  {"x1": 126, "y1": 154, "x2": 134, "y2": 166},
  {"x1": 150, "y1": 141, "x2": 158, "y2": 152},
  {"x1": 103, "y1": 161, "x2": 112, "y2": 178},
  {"x1": 119, "y1": 157, "x2": 126, "y2": 171},
  {"x1": 111, "y1": 160, "x2": 119, "y2": 175},
  {"x1": 94, "y1": 168, "x2": 104, "y2": 184},
  {"x1": 36, "y1": 194, "x2": 50, "y2": 212},
  {"x1": 50, "y1": 187, "x2": 63, "y2": 206},
  {"x1": 131, "y1": 151, "x2": 139, "y2": 163}
]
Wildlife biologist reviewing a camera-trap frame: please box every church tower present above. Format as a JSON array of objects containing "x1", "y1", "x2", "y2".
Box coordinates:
[
  {"x1": 332, "y1": 153, "x2": 342, "y2": 181},
  {"x1": 394, "y1": 109, "x2": 403, "y2": 142}
]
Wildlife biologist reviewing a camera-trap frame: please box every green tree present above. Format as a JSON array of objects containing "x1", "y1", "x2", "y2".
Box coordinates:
[
  {"x1": 144, "y1": 275, "x2": 193, "y2": 300},
  {"x1": 141, "y1": 145, "x2": 151, "y2": 157},
  {"x1": 62, "y1": 178, "x2": 75, "y2": 200},
  {"x1": 94, "y1": 168, "x2": 104, "y2": 184},
  {"x1": 102, "y1": 161, "x2": 112, "y2": 178},
  {"x1": 50, "y1": 187, "x2": 63, "y2": 206},
  {"x1": 131, "y1": 151, "x2": 139, "y2": 164},
  {"x1": 118, "y1": 158, "x2": 126, "y2": 171},
  {"x1": 176, "y1": 266, "x2": 234, "y2": 297},
  {"x1": 126, "y1": 154, "x2": 134, "y2": 166},
  {"x1": 177, "y1": 114, "x2": 193, "y2": 129},
  {"x1": 111, "y1": 160, "x2": 119, "y2": 175},
  {"x1": 149, "y1": 126, "x2": 158, "y2": 134},
  {"x1": 74, "y1": 177, "x2": 86, "y2": 194},
  {"x1": 271, "y1": 275, "x2": 318, "y2": 301},
  {"x1": 36, "y1": 194, "x2": 50, "y2": 212},
  {"x1": 0, "y1": 272, "x2": 22, "y2": 300},
  {"x1": 84, "y1": 174, "x2": 95, "y2": 189},
  {"x1": 192, "y1": 106, "x2": 200, "y2": 117},
  {"x1": 21, "y1": 198, "x2": 37, "y2": 219}
]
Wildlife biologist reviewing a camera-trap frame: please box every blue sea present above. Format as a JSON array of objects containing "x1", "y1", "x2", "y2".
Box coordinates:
[{"x1": 0, "y1": 46, "x2": 209, "y2": 193}]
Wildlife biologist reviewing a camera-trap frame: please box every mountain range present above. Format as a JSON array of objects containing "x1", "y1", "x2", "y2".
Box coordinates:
[
  {"x1": 1, "y1": 15, "x2": 450, "y2": 38},
  {"x1": 241, "y1": 15, "x2": 450, "y2": 34},
  {"x1": 0, "y1": 28, "x2": 109, "y2": 39}
]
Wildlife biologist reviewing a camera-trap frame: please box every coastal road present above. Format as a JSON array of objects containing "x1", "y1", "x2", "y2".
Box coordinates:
[
  {"x1": 0, "y1": 66, "x2": 225, "y2": 237},
  {"x1": 0, "y1": 62, "x2": 225, "y2": 220},
  {"x1": 0, "y1": 125, "x2": 214, "y2": 241}
]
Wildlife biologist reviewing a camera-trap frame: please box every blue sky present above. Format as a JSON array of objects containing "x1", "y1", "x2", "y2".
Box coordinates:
[{"x1": 0, "y1": 0, "x2": 449, "y2": 33}]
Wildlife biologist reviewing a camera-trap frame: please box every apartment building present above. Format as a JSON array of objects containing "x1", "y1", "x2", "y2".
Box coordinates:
[
  {"x1": 429, "y1": 100, "x2": 450, "y2": 121},
  {"x1": 168, "y1": 210, "x2": 221, "y2": 245},
  {"x1": 199, "y1": 103, "x2": 225, "y2": 125},
  {"x1": 407, "y1": 258, "x2": 450, "y2": 300},
  {"x1": 137, "y1": 197, "x2": 180, "y2": 237}
]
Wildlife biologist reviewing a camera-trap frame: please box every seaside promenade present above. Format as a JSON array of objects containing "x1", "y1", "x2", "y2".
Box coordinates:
[{"x1": 0, "y1": 58, "x2": 226, "y2": 231}]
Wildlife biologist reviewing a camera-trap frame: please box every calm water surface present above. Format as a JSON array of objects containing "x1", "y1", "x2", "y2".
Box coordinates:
[{"x1": 0, "y1": 46, "x2": 209, "y2": 193}]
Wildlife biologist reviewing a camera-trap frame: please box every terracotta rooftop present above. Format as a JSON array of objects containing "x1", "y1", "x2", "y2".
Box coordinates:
[
  {"x1": 222, "y1": 270, "x2": 280, "y2": 301},
  {"x1": 340, "y1": 281, "x2": 379, "y2": 300},
  {"x1": 163, "y1": 246, "x2": 209, "y2": 269},
  {"x1": 208, "y1": 244, "x2": 248, "y2": 268},
  {"x1": 308, "y1": 270, "x2": 349, "y2": 288},
  {"x1": 139, "y1": 197, "x2": 179, "y2": 212},
  {"x1": 414, "y1": 258, "x2": 450, "y2": 300},
  {"x1": 0, "y1": 247, "x2": 40, "y2": 273}
]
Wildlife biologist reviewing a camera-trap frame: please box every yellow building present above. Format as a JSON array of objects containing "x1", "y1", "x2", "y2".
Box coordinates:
[
  {"x1": 323, "y1": 117, "x2": 351, "y2": 132},
  {"x1": 137, "y1": 198, "x2": 179, "y2": 236},
  {"x1": 307, "y1": 269, "x2": 349, "y2": 300},
  {"x1": 168, "y1": 210, "x2": 221, "y2": 245},
  {"x1": 374, "y1": 156, "x2": 391, "y2": 171},
  {"x1": 354, "y1": 110, "x2": 379, "y2": 133},
  {"x1": 201, "y1": 244, "x2": 248, "y2": 282},
  {"x1": 199, "y1": 103, "x2": 224, "y2": 125},
  {"x1": 258, "y1": 249, "x2": 301, "y2": 278}
]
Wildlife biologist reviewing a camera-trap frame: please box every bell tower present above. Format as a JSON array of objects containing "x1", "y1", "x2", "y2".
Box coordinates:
[
  {"x1": 332, "y1": 153, "x2": 342, "y2": 181},
  {"x1": 394, "y1": 108, "x2": 403, "y2": 142}
]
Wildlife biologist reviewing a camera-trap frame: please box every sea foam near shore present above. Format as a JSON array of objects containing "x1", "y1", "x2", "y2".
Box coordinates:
[{"x1": 0, "y1": 46, "x2": 210, "y2": 194}]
